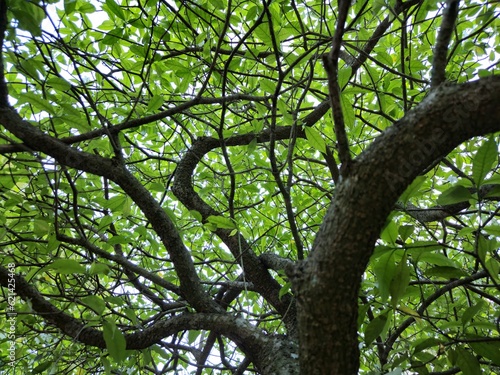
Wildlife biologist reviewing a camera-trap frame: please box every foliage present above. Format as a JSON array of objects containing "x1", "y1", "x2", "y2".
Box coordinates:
[{"x1": 0, "y1": 0, "x2": 499, "y2": 374}]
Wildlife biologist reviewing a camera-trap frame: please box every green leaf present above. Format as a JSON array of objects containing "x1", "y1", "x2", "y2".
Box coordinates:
[
  {"x1": 64, "y1": 0, "x2": 78, "y2": 14},
  {"x1": 485, "y1": 257, "x2": 500, "y2": 283},
  {"x1": 33, "y1": 218, "x2": 50, "y2": 237},
  {"x1": 9, "y1": 1, "x2": 45, "y2": 36},
  {"x1": 372, "y1": 0, "x2": 386, "y2": 14},
  {"x1": 399, "y1": 176, "x2": 426, "y2": 204},
  {"x1": 98, "y1": 215, "x2": 115, "y2": 231},
  {"x1": 190, "y1": 210, "x2": 203, "y2": 222},
  {"x1": 31, "y1": 361, "x2": 53, "y2": 374},
  {"x1": 259, "y1": 78, "x2": 275, "y2": 94},
  {"x1": 447, "y1": 348, "x2": 458, "y2": 366},
  {"x1": 46, "y1": 77, "x2": 71, "y2": 91},
  {"x1": 364, "y1": 313, "x2": 388, "y2": 346},
  {"x1": 390, "y1": 254, "x2": 410, "y2": 308},
  {"x1": 59, "y1": 114, "x2": 89, "y2": 132},
  {"x1": 105, "y1": 0, "x2": 126, "y2": 20},
  {"x1": 103, "y1": 319, "x2": 127, "y2": 364},
  {"x1": 304, "y1": 127, "x2": 327, "y2": 153},
  {"x1": 340, "y1": 94, "x2": 355, "y2": 128},
  {"x1": 104, "y1": 195, "x2": 127, "y2": 211},
  {"x1": 380, "y1": 220, "x2": 399, "y2": 245},
  {"x1": 413, "y1": 338, "x2": 442, "y2": 354},
  {"x1": 279, "y1": 281, "x2": 291, "y2": 300},
  {"x1": 436, "y1": 185, "x2": 472, "y2": 205},
  {"x1": 483, "y1": 224, "x2": 500, "y2": 236},
  {"x1": 456, "y1": 347, "x2": 481, "y2": 375},
  {"x1": 483, "y1": 184, "x2": 500, "y2": 198},
  {"x1": 338, "y1": 67, "x2": 352, "y2": 89},
  {"x1": 151, "y1": 344, "x2": 170, "y2": 359},
  {"x1": 206, "y1": 215, "x2": 236, "y2": 229},
  {"x1": 45, "y1": 259, "x2": 86, "y2": 275},
  {"x1": 19, "y1": 92, "x2": 56, "y2": 115},
  {"x1": 108, "y1": 235, "x2": 129, "y2": 245},
  {"x1": 20, "y1": 59, "x2": 40, "y2": 80},
  {"x1": 147, "y1": 95, "x2": 164, "y2": 112},
  {"x1": 247, "y1": 138, "x2": 257, "y2": 154},
  {"x1": 187, "y1": 330, "x2": 200, "y2": 344},
  {"x1": 129, "y1": 44, "x2": 146, "y2": 58},
  {"x1": 82, "y1": 295, "x2": 106, "y2": 315},
  {"x1": 424, "y1": 266, "x2": 467, "y2": 279},
  {"x1": 89, "y1": 263, "x2": 110, "y2": 275},
  {"x1": 376, "y1": 50, "x2": 394, "y2": 67},
  {"x1": 472, "y1": 137, "x2": 497, "y2": 186},
  {"x1": 415, "y1": 252, "x2": 458, "y2": 268},
  {"x1": 124, "y1": 308, "x2": 138, "y2": 325},
  {"x1": 468, "y1": 339, "x2": 500, "y2": 366},
  {"x1": 371, "y1": 251, "x2": 397, "y2": 302},
  {"x1": 461, "y1": 300, "x2": 486, "y2": 326},
  {"x1": 254, "y1": 23, "x2": 273, "y2": 46},
  {"x1": 78, "y1": 2, "x2": 96, "y2": 13},
  {"x1": 101, "y1": 28, "x2": 125, "y2": 45},
  {"x1": 398, "y1": 225, "x2": 414, "y2": 242}
]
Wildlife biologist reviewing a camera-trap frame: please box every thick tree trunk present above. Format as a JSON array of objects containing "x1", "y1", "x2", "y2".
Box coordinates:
[{"x1": 294, "y1": 76, "x2": 500, "y2": 374}]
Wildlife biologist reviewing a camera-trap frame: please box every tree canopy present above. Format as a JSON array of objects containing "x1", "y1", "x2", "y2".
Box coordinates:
[{"x1": 0, "y1": 0, "x2": 499, "y2": 374}]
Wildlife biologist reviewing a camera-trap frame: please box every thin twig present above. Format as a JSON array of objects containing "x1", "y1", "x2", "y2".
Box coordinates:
[{"x1": 323, "y1": 0, "x2": 352, "y2": 174}]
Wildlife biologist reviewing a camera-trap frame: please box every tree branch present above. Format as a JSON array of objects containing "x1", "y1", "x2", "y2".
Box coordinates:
[
  {"x1": 0, "y1": 108, "x2": 217, "y2": 313},
  {"x1": 300, "y1": 0, "x2": 424, "y2": 137},
  {"x1": 0, "y1": 265, "x2": 293, "y2": 373},
  {"x1": 431, "y1": 0, "x2": 460, "y2": 88},
  {"x1": 296, "y1": 75, "x2": 500, "y2": 374},
  {"x1": 382, "y1": 270, "x2": 488, "y2": 364},
  {"x1": 0, "y1": 94, "x2": 270, "y2": 154},
  {"x1": 172, "y1": 131, "x2": 298, "y2": 335},
  {"x1": 323, "y1": 0, "x2": 352, "y2": 173}
]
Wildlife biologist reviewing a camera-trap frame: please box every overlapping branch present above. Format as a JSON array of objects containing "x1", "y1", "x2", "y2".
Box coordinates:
[
  {"x1": 171, "y1": 126, "x2": 303, "y2": 335},
  {"x1": 0, "y1": 107, "x2": 218, "y2": 312},
  {"x1": 0, "y1": 264, "x2": 287, "y2": 372},
  {"x1": 381, "y1": 270, "x2": 488, "y2": 365}
]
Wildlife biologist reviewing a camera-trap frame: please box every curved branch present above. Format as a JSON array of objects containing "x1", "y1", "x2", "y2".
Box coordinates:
[
  {"x1": 0, "y1": 108, "x2": 217, "y2": 313},
  {"x1": 172, "y1": 127, "x2": 300, "y2": 335},
  {"x1": 296, "y1": 75, "x2": 500, "y2": 374}
]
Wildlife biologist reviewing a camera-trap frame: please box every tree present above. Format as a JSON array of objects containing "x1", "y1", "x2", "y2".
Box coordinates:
[{"x1": 0, "y1": 0, "x2": 499, "y2": 373}]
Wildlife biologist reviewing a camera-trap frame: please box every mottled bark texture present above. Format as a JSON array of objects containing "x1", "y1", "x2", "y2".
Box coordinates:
[{"x1": 294, "y1": 76, "x2": 500, "y2": 375}]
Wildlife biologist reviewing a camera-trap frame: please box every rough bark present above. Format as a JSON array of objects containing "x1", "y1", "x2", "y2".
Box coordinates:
[{"x1": 294, "y1": 76, "x2": 500, "y2": 374}]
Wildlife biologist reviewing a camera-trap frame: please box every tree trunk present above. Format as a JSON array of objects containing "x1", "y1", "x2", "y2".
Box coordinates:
[{"x1": 294, "y1": 76, "x2": 500, "y2": 374}]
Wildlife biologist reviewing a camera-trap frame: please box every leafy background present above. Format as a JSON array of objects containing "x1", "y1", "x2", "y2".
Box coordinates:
[{"x1": 0, "y1": 0, "x2": 499, "y2": 374}]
